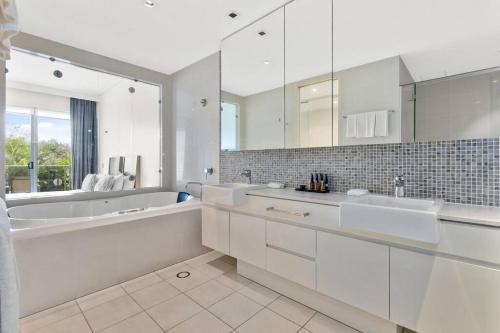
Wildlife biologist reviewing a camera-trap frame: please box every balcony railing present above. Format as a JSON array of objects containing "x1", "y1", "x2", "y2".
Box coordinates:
[{"x1": 6, "y1": 165, "x2": 72, "y2": 193}]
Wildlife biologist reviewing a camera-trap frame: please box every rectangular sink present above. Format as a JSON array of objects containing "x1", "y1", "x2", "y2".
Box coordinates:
[
  {"x1": 339, "y1": 195, "x2": 441, "y2": 244},
  {"x1": 202, "y1": 183, "x2": 266, "y2": 205}
]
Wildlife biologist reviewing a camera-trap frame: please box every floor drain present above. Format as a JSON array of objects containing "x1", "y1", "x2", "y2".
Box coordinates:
[{"x1": 176, "y1": 271, "x2": 190, "y2": 279}]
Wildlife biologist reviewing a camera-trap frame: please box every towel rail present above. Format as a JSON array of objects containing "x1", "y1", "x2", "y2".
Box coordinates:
[{"x1": 342, "y1": 110, "x2": 394, "y2": 119}]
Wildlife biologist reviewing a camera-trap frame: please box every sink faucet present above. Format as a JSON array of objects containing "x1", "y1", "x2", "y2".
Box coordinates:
[
  {"x1": 241, "y1": 169, "x2": 252, "y2": 184},
  {"x1": 394, "y1": 175, "x2": 405, "y2": 198},
  {"x1": 185, "y1": 181, "x2": 203, "y2": 200}
]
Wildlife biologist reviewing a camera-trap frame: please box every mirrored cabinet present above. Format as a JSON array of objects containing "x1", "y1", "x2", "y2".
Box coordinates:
[{"x1": 220, "y1": 0, "x2": 500, "y2": 152}]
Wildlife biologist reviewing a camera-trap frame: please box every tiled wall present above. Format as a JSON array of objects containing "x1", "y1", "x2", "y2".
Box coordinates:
[{"x1": 220, "y1": 139, "x2": 500, "y2": 206}]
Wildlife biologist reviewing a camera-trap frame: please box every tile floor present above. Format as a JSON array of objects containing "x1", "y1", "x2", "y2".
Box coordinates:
[{"x1": 20, "y1": 251, "x2": 400, "y2": 333}]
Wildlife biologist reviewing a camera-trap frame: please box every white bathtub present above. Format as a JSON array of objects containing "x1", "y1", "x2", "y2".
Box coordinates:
[{"x1": 10, "y1": 191, "x2": 207, "y2": 316}]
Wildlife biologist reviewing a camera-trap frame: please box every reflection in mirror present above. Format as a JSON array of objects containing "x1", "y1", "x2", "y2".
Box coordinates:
[
  {"x1": 221, "y1": 8, "x2": 285, "y2": 151},
  {"x1": 5, "y1": 49, "x2": 161, "y2": 197},
  {"x1": 412, "y1": 68, "x2": 500, "y2": 141},
  {"x1": 285, "y1": 0, "x2": 333, "y2": 148}
]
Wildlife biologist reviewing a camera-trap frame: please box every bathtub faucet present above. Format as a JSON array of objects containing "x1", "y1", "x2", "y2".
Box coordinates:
[{"x1": 185, "y1": 182, "x2": 203, "y2": 200}]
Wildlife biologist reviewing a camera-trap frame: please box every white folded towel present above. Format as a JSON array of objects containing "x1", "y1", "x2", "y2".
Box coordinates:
[
  {"x1": 355, "y1": 113, "x2": 368, "y2": 138},
  {"x1": 0, "y1": 199, "x2": 19, "y2": 333},
  {"x1": 345, "y1": 114, "x2": 357, "y2": 138},
  {"x1": 374, "y1": 110, "x2": 389, "y2": 137},
  {"x1": 366, "y1": 112, "x2": 376, "y2": 138}
]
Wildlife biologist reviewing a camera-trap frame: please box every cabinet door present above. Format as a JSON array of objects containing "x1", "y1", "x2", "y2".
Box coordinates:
[
  {"x1": 202, "y1": 207, "x2": 230, "y2": 254},
  {"x1": 391, "y1": 248, "x2": 500, "y2": 333},
  {"x1": 230, "y1": 213, "x2": 266, "y2": 268},
  {"x1": 316, "y1": 232, "x2": 389, "y2": 319}
]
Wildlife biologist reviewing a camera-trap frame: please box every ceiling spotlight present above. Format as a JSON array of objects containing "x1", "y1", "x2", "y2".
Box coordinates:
[
  {"x1": 228, "y1": 12, "x2": 238, "y2": 19},
  {"x1": 129, "y1": 87, "x2": 136, "y2": 93},
  {"x1": 53, "y1": 70, "x2": 63, "y2": 78},
  {"x1": 312, "y1": 88, "x2": 317, "y2": 93},
  {"x1": 258, "y1": 31, "x2": 267, "y2": 37},
  {"x1": 263, "y1": 60, "x2": 270, "y2": 65},
  {"x1": 145, "y1": 1, "x2": 155, "y2": 8},
  {"x1": 49, "y1": 57, "x2": 56, "y2": 62}
]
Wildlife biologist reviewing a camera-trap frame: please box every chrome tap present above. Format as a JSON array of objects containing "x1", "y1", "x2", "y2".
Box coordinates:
[
  {"x1": 185, "y1": 181, "x2": 203, "y2": 200},
  {"x1": 394, "y1": 175, "x2": 405, "y2": 198},
  {"x1": 241, "y1": 169, "x2": 252, "y2": 184}
]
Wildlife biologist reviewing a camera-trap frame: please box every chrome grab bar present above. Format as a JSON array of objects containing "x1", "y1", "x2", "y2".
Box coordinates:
[
  {"x1": 118, "y1": 208, "x2": 145, "y2": 215},
  {"x1": 266, "y1": 206, "x2": 310, "y2": 218}
]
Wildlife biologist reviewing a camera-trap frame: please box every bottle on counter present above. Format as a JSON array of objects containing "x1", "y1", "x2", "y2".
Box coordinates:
[
  {"x1": 309, "y1": 174, "x2": 314, "y2": 191},
  {"x1": 325, "y1": 174, "x2": 329, "y2": 192}
]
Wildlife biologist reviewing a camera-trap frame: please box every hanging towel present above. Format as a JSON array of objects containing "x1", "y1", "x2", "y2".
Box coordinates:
[
  {"x1": 0, "y1": 0, "x2": 19, "y2": 60},
  {"x1": 355, "y1": 113, "x2": 369, "y2": 138},
  {"x1": 375, "y1": 110, "x2": 389, "y2": 137},
  {"x1": 0, "y1": 199, "x2": 19, "y2": 333},
  {"x1": 366, "y1": 112, "x2": 376, "y2": 138},
  {"x1": 345, "y1": 114, "x2": 357, "y2": 138}
]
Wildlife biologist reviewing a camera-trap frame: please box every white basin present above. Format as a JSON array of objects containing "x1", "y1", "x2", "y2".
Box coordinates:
[
  {"x1": 202, "y1": 183, "x2": 266, "y2": 205},
  {"x1": 339, "y1": 195, "x2": 441, "y2": 244}
]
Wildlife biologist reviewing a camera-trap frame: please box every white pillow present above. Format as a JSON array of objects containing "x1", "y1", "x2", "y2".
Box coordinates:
[
  {"x1": 94, "y1": 175, "x2": 115, "y2": 192},
  {"x1": 81, "y1": 174, "x2": 97, "y2": 192},
  {"x1": 111, "y1": 174, "x2": 124, "y2": 191}
]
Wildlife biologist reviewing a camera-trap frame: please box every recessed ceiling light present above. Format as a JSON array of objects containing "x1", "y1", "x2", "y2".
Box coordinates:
[
  {"x1": 312, "y1": 88, "x2": 317, "y2": 93},
  {"x1": 258, "y1": 31, "x2": 267, "y2": 37},
  {"x1": 228, "y1": 12, "x2": 238, "y2": 19},
  {"x1": 53, "y1": 70, "x2": 63, "y2": 78},
  {"x1": 145, "y1": 1, "x2": 155, "y2": 8},
  {"x1": 263, "y1": 60, "x2": 270, "y2": 65}
]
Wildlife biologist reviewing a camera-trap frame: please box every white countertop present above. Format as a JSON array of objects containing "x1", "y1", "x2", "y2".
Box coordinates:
[{"x1": 247, "y1": 188, "x2": 500, "y2": 227}]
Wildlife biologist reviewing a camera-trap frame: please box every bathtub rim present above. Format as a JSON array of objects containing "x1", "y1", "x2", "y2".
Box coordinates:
[{"x1": 10, "y1": 198, "x2": 201, "y2": 241}]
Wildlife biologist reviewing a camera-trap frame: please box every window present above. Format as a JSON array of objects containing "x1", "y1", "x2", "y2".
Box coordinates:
[
  {"x1": 5, "y1": 107, "x2": 71, "y2": 194},
  {"x1": 221, "y1": 101, "x2": 240, "y2": 151}
]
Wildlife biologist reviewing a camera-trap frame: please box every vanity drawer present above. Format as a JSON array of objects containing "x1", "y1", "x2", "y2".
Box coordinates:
[
  {"x1": 247, "y1": 196, "x2": 339, "y2": 229},
  {"x1": 267, "y1": 221, "x2": 316, "y2": 258},
  {"x1": 266, "y1": 247, "x2": 316, "y2": 289}
]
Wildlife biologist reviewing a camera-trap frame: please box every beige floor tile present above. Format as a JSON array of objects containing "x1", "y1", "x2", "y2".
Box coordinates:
[
  {"x1": 130, "y1": 281, "x2": 180, "y2": 309},
  {"x1": 238, "y1": 282, "x2": 280, "y2": 306},
  {"x1": 100, "y1": 312, "x2": 163, "y2": 333},
  {"x1": 30, "y1": 314, "x2": 91, "y2": 333},
  {"x1": 122, "y1": 273, "x2": 163, "y2": 294},
  {"x1": 305, "y1": 313, "x2": 358, "y2": 333},
  {"x1": 299, "y1": 329, "x2": 313, "y2": 333},
  {"x1": 157, "y1": 263, "x2": 193, "y2": 280},
  {"x1": 77, "y1": 285, "x2": 126, "y2": 311},
  {"x1": 220, "y1": 256, "x2": 237, "y2": 266},
  {"x1": 147, "y1": 294, "x2": 203, "y2": 331},
  {"x1": 208, "y1": 292, "x2": 262, "y2": 329},
  {"x1": 186, "y1": 280, "x2": 234, "y2": 307},
  {"x1": 83, "y1": 295, "x2": 142, "y2": 332},
  {"x1": 268, "y1": 296, "x2": 316, "y2": 326},
  {"x1": 21, "y1": 301, "x2": 81, "y2": 333},
  {"x1": 167, "y1": 268, "x2": 211, "y2": 292},
  {"x1": 167, "y1": 310, "x2": 232, "y2": 333},
  {"x1": 215, "y1": 271, "x2": 251, "y2": 291},
  {"x1": 236, "y1": 308, "x2": 300, "y2": 333},
  {"x1": 190, "y1": 258, "x2": 235, "y2": 278}
]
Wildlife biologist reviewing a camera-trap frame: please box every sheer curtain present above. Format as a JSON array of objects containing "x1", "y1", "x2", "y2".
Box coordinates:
[
  {"x1": 0, "y1": 0, "x2": 19, "y2": 60},
  {"x1": 70, "y1": 98, "x2": 98, "y2": 189}
]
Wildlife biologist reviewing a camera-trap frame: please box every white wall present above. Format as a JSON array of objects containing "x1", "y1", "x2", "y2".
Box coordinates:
[
  {"x1": 6, "y1": 87, "x2": 70, "y2": 113},
  {"x1": 172, "y1": 52, "x2": 220, "y2": 191},
  {"x1": 98, "y1": 80, "x2": 160, "y2": 188}
]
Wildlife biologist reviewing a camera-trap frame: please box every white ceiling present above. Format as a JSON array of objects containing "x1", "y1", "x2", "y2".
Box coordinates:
[
  {"x1": 17, "y1": 0, "x2": 286, "y2": 75},
  {"x1": 6, "y1": 49, "x2": 128, "y2": 98}
]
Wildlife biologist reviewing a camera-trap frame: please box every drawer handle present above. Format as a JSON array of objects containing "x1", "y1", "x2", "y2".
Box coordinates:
[{"x1": 266, "y1": 206, "x2": 310, "y2": 218}]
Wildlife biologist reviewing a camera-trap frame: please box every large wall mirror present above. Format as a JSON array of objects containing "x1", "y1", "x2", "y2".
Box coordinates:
[
  {"x1": 221, "y1": 0, "x2": 500, "y2": 151},
  {"x1": 5, "y1": 49, "x2": 162, "y2": 196}
]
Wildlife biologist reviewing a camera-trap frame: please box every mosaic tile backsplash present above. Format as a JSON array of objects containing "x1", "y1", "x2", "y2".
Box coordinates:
[{"x1": 220, "y1": 139, "x2": 500, "y2": 206}]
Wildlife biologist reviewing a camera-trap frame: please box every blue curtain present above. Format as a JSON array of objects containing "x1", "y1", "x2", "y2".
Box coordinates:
[{"x1": 70, "y1": 98, "x2": 98, "y2": 189}]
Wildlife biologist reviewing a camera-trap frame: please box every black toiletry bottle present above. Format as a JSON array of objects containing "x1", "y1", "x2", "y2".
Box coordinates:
[
  {"x1": 315, "y1": 173, "x2": 319, "y2": 192},
  {"x1": 325, "y1": 174, "x2": 329, "y2": 192},
  {"x1": 309, "y1": 174, "x2": 314, "y2": 191}
]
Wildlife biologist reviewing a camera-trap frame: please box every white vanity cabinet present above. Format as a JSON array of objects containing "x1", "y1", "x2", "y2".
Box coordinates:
[
  {"x1": 390, "y1": 248, "x2": 500, "y2": 333},
  {"x1": 201, "y1": 207, "x2": 230, "y2": 254},
  {"x1": 316, "y1": 232, "x2": 390, "y2": 319},
  {"x1": 229, "y1": 212, "x2": 267, "y2": 269}
]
